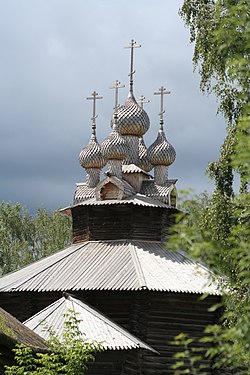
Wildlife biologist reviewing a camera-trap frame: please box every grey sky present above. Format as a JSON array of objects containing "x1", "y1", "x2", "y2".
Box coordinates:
[{"x1": 0, "y1": 0, "x2": 227, "y2": 213}]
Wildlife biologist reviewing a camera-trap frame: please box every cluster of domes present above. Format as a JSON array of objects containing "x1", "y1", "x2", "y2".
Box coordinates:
[
  {"x1": 78, "y1": 93, "x2": 176, "y2": 183},
  {"x1": 78, "y1": 41, "x2": 176, "y2": 187}
]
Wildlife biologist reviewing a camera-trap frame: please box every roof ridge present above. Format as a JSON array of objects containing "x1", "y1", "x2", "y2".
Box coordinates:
[
  {"x1": 129, "y1": 242, "x2": 147, "y2": 290},
  {"x1": 24, "y1": 297, "x2": 65, "y2": 327}
]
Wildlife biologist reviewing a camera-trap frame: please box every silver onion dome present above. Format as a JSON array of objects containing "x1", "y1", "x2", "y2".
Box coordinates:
[
  {"x1": 116, "y1": 93, "x2": 150, "y2": 136},
  {"x1": 79, "y1": 134, "x2": 106, "y2": 169},
  {"x1": 79, "y1": 90, "x2": 106, "y2": 170},
  {"x1": 101, "y1": 115, "x2": 130, "y2": 160},
  {"x1": 138, "y1": 137, "x2": 153, "y2": 172},
  {"x1": 149, "y1": 85, "x2": 176, "y2": 167},
  {"x1": 148, "y1": 129, "x2": 176, "y2": 167}
]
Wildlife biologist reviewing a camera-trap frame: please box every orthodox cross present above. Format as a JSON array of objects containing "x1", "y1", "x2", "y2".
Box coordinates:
[
  {"x1": 154, "y1": 86, "x2": 171, "y2": 130},
  {"x1": 109, "y1": 80, "x2": 125, "y2": 111},
  {"x1": 86, "y1": 91, "x2": 103, "y2": 137},
  {"x1": 124, "y1": 39, "x2": 141, "y2": 93},
  {"x1": 139, "y1": 95, "x2": 150, "y2": 109}
]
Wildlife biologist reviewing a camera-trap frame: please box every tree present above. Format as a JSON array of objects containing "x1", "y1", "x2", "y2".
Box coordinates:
[
  {"x1": 0, "y1": 203, "x2": 72, "y2": 275},
  {"x1": 168, "y1": 0, "x2": 250, "y2": 373},
  {"x1": 4, "y1": 312, "x2": 102, "y2": 375},
  {"x1": 180, "y1": 0, "x2": 249, "y2": 191}
]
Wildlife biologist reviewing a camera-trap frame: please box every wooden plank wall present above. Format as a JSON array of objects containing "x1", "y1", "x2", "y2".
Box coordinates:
[
  {"x1": 82, "y1": 290, "x2": 220, "y2": 375},
  {"x1": 87, "y1": 351, "x2": 126, "y2": 375},
  {"x1": 0, "y1": 291, "x2": 61, "y2": 322},
  {"x1": 0, "y1": 290, "x2": 220, "y2": 374},
  {"x1": 72, "y1": 206, "x2": 176, "y2": 243},
  {"x1": 142, "y1": 292, "x2": 219, "y2": 375}
]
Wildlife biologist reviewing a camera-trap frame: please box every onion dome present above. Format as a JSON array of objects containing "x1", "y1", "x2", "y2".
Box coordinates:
[
  {"x1": 148, "y1": 129, "x2": 176, "y2": 166},
  {"x1": 79, "y1": 133, "x2": 106, "y2": 169},
  {"x1": 138, "y1": 137, "x2": 153, "y2": 172},
  {"x1": 79, "y1": 91, "x2": 106, "y2": 170},
  {"x1": 116, "y1": 93, "x2": 150, "y2": 136},
  {"x1": 149, "y1": 85, "x2": 176, "y2": 167},
  {"x1": 101, "y1": 115, "x2": 129, "y2": 161},
  {"x1": 116, "y1": 40, "x2": 150, "y2": 137}
]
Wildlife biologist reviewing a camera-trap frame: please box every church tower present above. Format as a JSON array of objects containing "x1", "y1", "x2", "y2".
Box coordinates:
[{"x1": 0, "y1": 40, "x2": 221, "y2": 375}]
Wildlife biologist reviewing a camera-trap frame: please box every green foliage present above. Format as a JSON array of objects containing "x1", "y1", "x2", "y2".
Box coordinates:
[
  {"x1": 169, "y1": 0, "x2": 250, "y2": 373},
  {"x1": 168, "y1": 189, "x2": 250, "y2": 372},
  {"x1": 180, "y1": 0, "x2": 249, "y2": 192},
  {"x1": 172, "y1": 333, "x2": 210, "y2": 375},
  {"x1": 33, "y1": 208, "x2": 72, "y2": 259},
  {"x1": 4, "y1": 312, "x2": 102, "y2": 375},
  {"x1": 0, "y1": 313, "x2": 16, "y2": 341},
  {"x1": 180, "y1": 0, "x2": 249, "y2": 124},
  {"x1": 0, "y1": 203, "x2": 72, "y2": 275}
]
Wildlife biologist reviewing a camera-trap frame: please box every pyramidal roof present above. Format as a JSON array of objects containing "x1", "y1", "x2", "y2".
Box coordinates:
[
  {"x1": 0, "y1": 240, "x2": 222, "y2": 295},
  {"x1": 24, "y1": 294, "x2": 156, "y2": 352}
]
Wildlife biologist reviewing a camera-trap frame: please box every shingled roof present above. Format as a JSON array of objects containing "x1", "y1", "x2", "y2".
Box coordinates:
[{"x1": 0, "y1": 307, "x2": 47, "y2": 351}]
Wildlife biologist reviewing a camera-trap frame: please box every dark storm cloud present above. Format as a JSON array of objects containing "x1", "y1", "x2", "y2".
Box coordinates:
[{"x1": 0, "y1": 0, "x2": 227, "y2": 213}]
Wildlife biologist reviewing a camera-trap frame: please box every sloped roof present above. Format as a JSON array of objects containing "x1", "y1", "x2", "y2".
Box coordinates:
[
  {"x1": 73, "y1": 173, "x2": 175, "y2": 207},
  {"x1": 65, "y1": 194, "x2": 174, "y2": 210},
  {"x1": 0, "y1": 241, "x2": 222, "y2": 295},
  {"x1": 95, "y1": 175, "x2": 136, "y2": 200},
  {"x1": 140, "y1": 180, "x2": 177, "y2": 197},
  {"x1": 0, "y1": 307, "x2": 47, "y2": 351},
  {"x1": 122, "y1": 164, "x2": 150, "y2": 175},
  {"x1": 24, "y1": 294, "x2": 156, "y2": 352},
  {"x1": 74, "y1": 183, "x2": 96, "y2": 204}
]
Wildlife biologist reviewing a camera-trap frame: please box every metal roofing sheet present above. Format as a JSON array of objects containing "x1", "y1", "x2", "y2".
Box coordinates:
[
  {"x1": 0, "y1": 241, "x2": 222, "y2": 295},
  {"x1": 78, "y1": 195, "x2": 170, "y2": 208},
  {"x1": 24, "y1": 295, "x2": 156, "y2": 352},
  {"x1": 60, "y1": 195, "x2": 172, "y2": 214}
]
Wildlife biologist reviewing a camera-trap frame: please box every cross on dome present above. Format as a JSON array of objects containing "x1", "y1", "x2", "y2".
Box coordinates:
[
  {"x1": 76, "y1": 42, "x2": 176, "y2": 199},
  {"x1": 109, "y1": 80, "x2": 125, "y2": 111},
  {"x1": 124, "y1": 39, "x2": 141, "y2": 94},
  {"x1": 154, "y1": 86, "x2": 170, "y2": 130},
  {"x1": 139, "y1": 95, "x2": 150, "y2": 109},
  {"x1": 86, "y1": 91, "x2": 103, "y2": 138}
]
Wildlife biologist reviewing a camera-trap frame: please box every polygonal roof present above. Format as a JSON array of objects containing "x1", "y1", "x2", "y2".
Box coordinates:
[
  {"x1": 24, "y1": 294, "x2": 156, "y2": 352},
  {"x1": 0, "y1": 240, "x2": 222, "y2": 295}
]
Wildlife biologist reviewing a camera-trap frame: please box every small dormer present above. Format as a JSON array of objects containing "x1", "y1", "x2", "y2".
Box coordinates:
[
  {"x1": 100, "y1": 181, "x2": 121, "y2": 200},
  {"x1": 122, "y1": 164, "x2": 151, "y2": 192},
  {"x1": 96, "y1": 176, "x2": 135, "y2": 201}
]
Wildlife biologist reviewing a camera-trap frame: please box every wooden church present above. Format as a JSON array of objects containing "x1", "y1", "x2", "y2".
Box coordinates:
[{"x1": 0, "y1": 40, "x2": 221, "y2": 374}]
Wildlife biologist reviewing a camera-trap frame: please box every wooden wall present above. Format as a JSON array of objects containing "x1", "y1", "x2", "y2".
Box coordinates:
[
  {"x1": 0, "y1": 290, "x2": 220, "y2": 374},
  {"x1": 72, "y1": 205, "x2": 177, "y2": 243},
  {"x1": 83, "y1": 290, "x2": 219, "y2": 375}
]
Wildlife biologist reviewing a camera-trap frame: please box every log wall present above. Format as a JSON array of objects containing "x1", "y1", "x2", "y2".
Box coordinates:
[
  {"x1": 72, "y1": 205, "x2": 176, "y2": 243},
  {"x1": 80, "y1": 290, "x2": 219, "y2": 375},
  {"x1": 0, "y1": 289, "x2": 220, "y2": 374}
]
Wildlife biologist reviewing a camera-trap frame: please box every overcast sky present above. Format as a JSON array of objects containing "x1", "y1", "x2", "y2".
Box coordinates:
[{"x1": 0, "y1": 0, "x2": 227, "y2": 213}]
